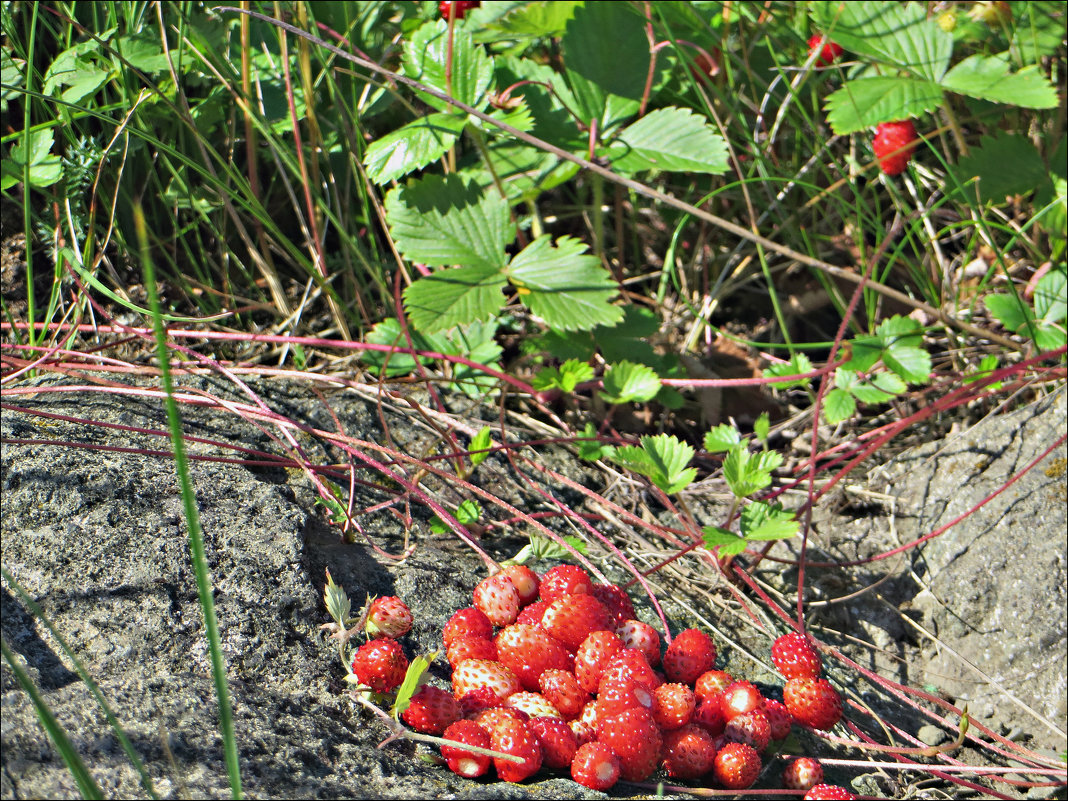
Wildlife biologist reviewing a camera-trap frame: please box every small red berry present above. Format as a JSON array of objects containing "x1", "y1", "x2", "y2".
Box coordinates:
[
  {"x1": 723, "y1": 708, "x2": 771, "y2": 752},
  {"x1": 663, "y1": 628, "x2": 716, "y2": 685},
  {"x1": 772, "y1": 632, "x2": 822, "y2": 679},
  {"x1": 500, "y1": 564, "x2": 540, "y2": 606},
  {"x1": 443, "y1": 607, "x2": 493, "y2": 648},
  {"x1": 720, "y1": 680, "x2": 764, "y2": 721},
  {"x1": 574, "y1": 631, "x2": 623, "y2": 692},
  {"x1": 452, "y1": 658, "x2": 522, "y2": 704},
  {"x1": 495, "y1": 623, "x2": 571, "y2": 691},
  {"x1": 784, "y1": 677, "x2": 843, "y2": 731},
  {"x1": 570, "y1": 741, "x2": 621, "y2": 791},
  {"x1": 694, "y1": 669, "x2": 734, "y2": 703},
  {"x1": 590, "y1": 584, "x2": 636, "y2": 627},
  {"x1": 712, "y1": 741, "x2": 761, "y2": 789},
  {"x1": 762, "y1": 698, "x2": 793, "y2": 740},
  {"x1": 350, "y1": 638, "x2": 407, "y2": 693},
  {"x1": 539, "y1": 565, "x2": 591, "y2": 602},
  {"x1": 651, "y1": 682, "x2": 696, "y2": 730},
  {"x1": 364, "y1": 596, "x2": 413, "y2": 639},
  {"x1": 503, "y1": 691, "x2": 563, "y2": 720},
  {"x1": 807, "y1": 33, "x2": 844, "y2": 67},
  {"x1": 489, "y1": 716, "x2": 543, "y2": 782},
  {"x1": 597, "y1": 707, "x2": 663, "y2": 781},
  {"x1": 473, "y1": 573, "x2": 521, "y2": 627},
  {"x1": 446, "y1": 634, "x2": 498, "y2": 670},
  {"x1": 541, "y1": 593, "x2": 613, "y2": 652},
  {"x1": 873, "y1": 120, "x2": 918, "y2": 176},
  {"x1": 440, "y1": 719, "x2": 492, "y2": 778},
  {"x1": 438, "y1": 0, "x2": 479, "y2": 21},
  {"x1": 538, "y1": 668, "x2": 590, "y2": 719},
  {"x1": 401, "y1": 685, "x2": 461, "y2": 735},
  {"x1": 692, "y1": 697, "x2": 727, "y2": 736},
  {"x1": 616, "y1": 619, "x2": 661, "y2": 667},
  {"x1": 660, "y1": 723, "x2": 717, "y2": 779},
  {"x1": 783, "y1": 756, "x2": 824, "y2": 791},
  {"x1": 526, "y1": 715, "x2": 577, "y2": 770},
  {"x1": 804, "y1": 783, "x2": 858, "y2": 800}
]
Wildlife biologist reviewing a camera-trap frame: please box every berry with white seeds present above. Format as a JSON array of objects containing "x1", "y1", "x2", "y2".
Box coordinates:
[
  {"x1": 660, "y1": 722, "x2": 717, "y2": 779},
  {"x1": 651, "y1": 682, "x2": 696, "y2": 730},
  {"x1": 537, "y1": 668, "x2": 590, "y2": 719},
  {"x1": 694, "y1": 669, "x2": 734, "y2": 702},
  {"x1": 515, "y1": 599, "x2": 550, "y2": 626},
  {"x1": 590, "y1": 583, "x2": 636, "y2": 627},
  {"x1": 663, "y1": 628, "x2": 717, "y2": 685},
  {"x1": 616, "y1": 619, "x2": 661, "y2": 666},
  {"x1": 574, "y1": 631, "x2": 624, "y2": 692},
  {"x1": 401, "y1": 685, "x2": 461, "y2": 735},
  {"x1": 364, "y1": 596, "x2": 413, "y2": 639},
  {"x1": 452, "y1": 658, "x2": 522, "y2": 704},
  {"x1": 538, "y1": 564, "x2": 591, "y2": 602},
  {"x1": 783, "y1": 756, "x2": 824, "y2": 791},
  {"x1": 440, "y1": 719, "x2": 492, "y2": 778},
  {"x1": 495, "y1": 623, "x2": 571, "y2": 691},
  {"x1": 540, "y1": 593, "x2": 612, "y2": 652},
  {"x1": 712, "y1": 741, "x2": 761, "y2": 789},
  {"x1": 473, "y1": 574, "x2": 521, "y2": 627},
  {"x1": 723, "y1": 708, "x2": 771, "y2": 752},
  {"x1": 457, "y1": 685, "x2": 500, "y2": 718},
  {"x1": 804, "y1": 784, "x2": 858, "y2": 800},
  {"x1": 784, "y1": 677, "x2": 843, "y2": 731},
  {"x1": 443, "y1": 607, "x2": 493, "y2": 648},
  {"x1": 596, "y1": 674, "x2": 655, "y2": 729},
  {"x1": 597, "y1": 706, "x2": 663, "y2": 781},
  {"x1": 720, "y1": 680, "x2": 764, "y2": 721},
  {"x1": 489, "y1": 716, "x2": 543, "y2": 782},
  {"x1": 500, "y1": 564, "x2": 540, "y2": 606},
  {"x1": 472, "y1": 706, "x2": 528, "y2": 736},
  {"x1": 445, "y1": 634, "x2": 498, "y2": 670},
  {"x1": 503, "y1": 691, "x2": 563, "y2": 720},
  {"x1": 526, "y1": 716, "x2": 577, "y2": 770},
  {"x1": 762, "y1": 698, "x2": 793, "y2": 740},
  {"x1": 771, "y1": 632, "x2": 822, "y2": 679},
  {"x1": 350, "y1": 638, "x2": 408, "y2": 693},
  {"x1": 692, "y1": 696, "x2": 727, "y2": 736},
  {"x1": 569, "y1": 716, "x2": 596, "y2": 747},
  {"x1": 570, "y1": 741, "x2": 621, "y2": 791},
  {"x1": 872, "y1": 120, "x2": 918, "y2": 176},
  {"x1": 598, "y1": 647, "x2": 660, "y2": 690}
]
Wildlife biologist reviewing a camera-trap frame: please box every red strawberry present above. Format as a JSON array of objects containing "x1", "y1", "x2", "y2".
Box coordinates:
[
  {"x1": 515, "y1": 599, "x2": 550, "y2": 626},
  {"x1": 590, "y1": 584, "x2": 636, "y2": 627},
  {"x1": 489, "y1": 716, "x2": 542, "y2": 782},
  {"x1": 694, "y1": 669, "x2": 734, "y2": 702},
  {"x1": 538, "y1": 565, "x2": 591, "y2": 602},
  {"x1": 443, "y1": 607, "x2": 493, "y2": 648},
  {"x1": 574, "y1": 631, "x2": 624, "y2": 692},
  {"x1": 783, "y1": 756, "x2": 824, "y2": 791},
  {"x1": 651, "y1": 682, "x2": 696, "y2": 730},
  {"x1": 596, "y1": 674, "x2": 655, "y2": 728},
  {"x1": 495, "y1": 623, "x2": 571, "y2": 691},
  {"x1": 473, "y1": 574, "x2": 521, "y2": 627},
  {"x1": 526, "y1": 715, "x2": 577, "y2": 770},
  {"x1": 457, "y1": 685, "x2": 500, "y2": 718},
  {"x1": 772, "y1": 632, "x2": 822, "y2": 679},
  {"x1": 784, "y1": 677, "x2": 843, "y2": 731},
  {"x1": 598, "y1": 648, "x2": 660, "y2": 690},
  {"x1": 577, "y1": 698, "x2": 600, "y2": 733},
  {"x1": 597, "y1": 707, "x2": 663, "y2": 781},
  {"x1": 541, "y1": 593, "x2": 612, "y2": 652},
  {"x1": 761, "y1": 698, "x2": 793, "y2": 740},
  {"x1": 873, "y1": 120, "x2": 918, "y2": 176},
  {"x1": 663, "y1": 628, "x2": 716, "y2": 685},
  {"x1": 570, "y1": 741, "x2": 621, "y2": 791},
  {"x1": 364, "y1": 596, "x2": 412, "y2": 639},
  {"x1": 692, "y1": 696, "x2": 727, "y2": 737},
  {"x1": 569, "y1": 716, "x2": 596, "y2": 747},
  {"x1": 538, "y1": 668, "x2": 590, "y2": 719},
  {"x1": 401, "y1": 685, "x2": 460, "y2": 734},
  {"x1": 615, "y1": 619, "x2": 661, "y2": 666},
  {"x1": 807, "y1": 33, "x2": 844, "y2": 66},
  {"x1": 660, "y1": 722, "x2": 717, "y2": 779},
  {"x1": 438, "y1": 0, "x2": 479, "y2": 21},
  {"x1": 472, "y1": 705, "x2": 528, "y2": 735},
  {"x1": 720, "y1": 680, "x2": 763, "y2": 721},
  {"x1": 452, "y1": 658, "x2": 522, "y2": 704},
  {"x1": 440, "y1": 719, "x2": 492, "y2": 778},
  {"x1": 805, "y1": 784, "x2": 858, "y2": 800},
  {"x1": 500, "y1": 564, "x2": 540, "y2": 606},
  {"x1": 503, "y1": 691, "x2": 563, "y2": 720},
  {"x1": 723, "y1": 708, "x2": 771, "y2": 752},
  {"x1": 350, "y1": 638, "x2": 407, "y2": 693},
  {"x1": 446, "y1": 634, "x2": 498, "y2": 670},
  {"x1": 712, "y1": 741, "x2": 761, "y2": 789}
]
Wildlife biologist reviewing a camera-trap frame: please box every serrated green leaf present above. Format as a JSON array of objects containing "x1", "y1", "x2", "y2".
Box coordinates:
[
  {"x1": 469, "y1": 427, "x2": 492, "y2": 467},
  {"x1": 533, "y1": 359, "x2": 595, "y2": 392},
  {"x1": 951, "y1": 133, "x2": 1050, "y2": 204},
  {"x1": 323, "y1": 569, "x2": 351, "y2": 626},
  {"x1": 845, "y1": 337, "x2": 883, "y2": 372},
  {"x1": 506, "y1": 235, "x2": 622, "y2": 330},
  {"x1": 942, "y1": 55, "x2": 1059, "y2": 109},
  {"x1": 850, "y1": 380, "x2": 897, "y2": 405},
  {"x1": 884, "y1": 344, "x2": 931, "y2": 384},
  {"x1": 986, "y1": 293, "x2": 1033, "y2": 332},
  {"x1": 615, "y1": 434, "x2": 696, "y2": 495},
  {"x1": 1, "y1": 129, "x2": 63, "y2": 190},
  {"x1": 577, "y1": 422, "x2": 614, "y2": 461},
  {"x1": 823, "y1": 387, "x2": 856, "y2": 425},
  {"x1": 455, "y1": 499, "x2": 482, "y2": 525},
  {"x1": 601, "y1": 360, "x2": 661, "y2": 404},
  {"x1": 763, "y1": 353, "x2": 814, "y2": 388},
  {"x1": 722, "y1": 445, "x2": 779, "y2": 498},
  {"x1": 1035, "y1": 267, "x2": 1067, "y2": 323},
  {"x1": 606, "y1": 107, "x2": 728, "y2": 174},
  {"x1": 402, "y1": 20, "x2": 493, "y2": 112},
  {"x1": 739, "y1": 502, "x2": 799, "y2": 541},
  {"x1": 492, "y1": 55, "x2": 586, "y2": 151},
  {"x1": 1032, "y1": 322, "x2": 1066, "y2": 352},
  {"x1": 824, "y1": 77, "x2": 942, "y2": 135},
  {"x1": 385, "y1": 174, "x2": 513, "y2": 272},
  {"x1": 392, "y1": 652, "x2": 439, "y2": 718},
  {"x1": 701, "y1": 526, "x2": 748, "y2": 556},
  {"x1": 872, "y1": 370, "x2": 908, "y2": 396},
  {"x1": 811, "y1": 1, "x2": 952, "y2": 81},
  {"x1": 403, "y1": 264, "x2": 507, "y2": 333},
  {"x1": 753, "y1": 413, "x2": 770, "y2": 445},
  {"x1": 593, "y1": 305, "x2": 661, "y2": 365},
  {"x1": 490, "y1": 1, "x2": 579, "y2": 37},
  {"x1": 704, "y1": 424, "x2": 742, "y2": 453},
  {"x1": 364, "y1": 113, "x2": 466, "y2": 184}
]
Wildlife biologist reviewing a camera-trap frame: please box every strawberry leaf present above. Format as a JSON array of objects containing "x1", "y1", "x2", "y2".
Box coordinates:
[
  {"x1": 392, "y1": 652, "x2": 439, "y2": 719},
  {"x1": 606, "y1": 107, "x2": 729, "y2": 175},
  {"x1": 941, "y1": 55, "x2": 1059, "y2": 109},
  {"x1": 469, "y1": 427, "x2": 492, "y2": 467},
  {"x1": 402, "y1": 19, "x2": 493, "y2": 113},
  {"x1": 823, "y1": 387, "x2": 856, "y2": 425},
  {"x1": 403, "y1": 264, "x2": 508, "y2": 333},
  {"x1": 614, "y1": 434, "x2": 696, "y2": 495},
  {"x1": 722, "y1": 446, "x2": 781, "y2": 498},
  {"x1": 365, "y1": 113, "x2": 467, "y2": 185},
  {"x1": 532, "y1": 359, "x2": 595, "y2": 392},
  {"x1": 950, "y1": 133, "x2": 1051, "y2": 205},
  {"x1": 704, "y1": 424, "x2": 741, "y2": 453},
  {"x1": 577, "y1": 422, "x2": 615, "y2": 462},
  {"x1": 323, "y1": 569, "x2": 351, "y2": 627},
  {"x1": 753, "y1": 413, "x2": 771, "y2": 445},
  {"x1": 883, "y1": 344, "x2": 931, "y2": 385},
  {"x1": 739, "y1": 502, "x2": 798, "y2": 541},
  {"x1": 763, "y1": 352, "x2": 814, "y2": 388},
  {"x1": 824, "y1": 77, "x2": 942, "y2": 135},
  {"x1": 600, "y1": 361, "x2": 661, "y2": 404},
  {"x1": 700, "y1": 526, "x2": 748, "y2": 557}
]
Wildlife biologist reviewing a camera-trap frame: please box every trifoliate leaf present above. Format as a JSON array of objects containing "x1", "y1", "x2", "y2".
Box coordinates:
[
  {"x1": 614, "y1": 434, "x2": 696, "y2": 495},
  {"x1": 577, "y1": 422, "x2": 614, "y2": 462},
  {"x1": 607, "y1": 106, "x2": 728, "y2": 174},
  {"x1": 721, "y1": 446, "x2": 781, "y2": 498},
  {"x1": 850, "y1": 379, "x2": 897, "y2": 405},
  {"x1": 364, "y1": 113, "x2": 466, "y2": 185},
  {"x1": 533, "y1": 359, "x2": 595, "y2": 392},
  {"x1": 824, "y1": 77, "x2": 942, "y2": 135},
  {"x1": 704, "y1": 424, "x2": 742, "y2": 453},
  {"x1": 601, "y1": 361, "x2": 661, "y2": 404},
  {"x1": 823, "y1": 387, "x2": 856, "y2": 425},
  {"x1": 469, "y1": 427, "x2": 492, "y2": 467},
  {"x1": 739, "y1": 502, "x2": 799, "y2": 541},
  {"x1": 701, "y1": 526, "x2": 748, "y2": 556},
  {"x1": 763, "y1": 353, "x2": 814, "y2": 388},
  {"x1": 403, "y1": 264, "x2": 508, "y2": 333}
]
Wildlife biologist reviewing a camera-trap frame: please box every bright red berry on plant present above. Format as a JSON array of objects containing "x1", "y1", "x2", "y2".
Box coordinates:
[
  {"x1": 538, "y1": 565, "x2": 591, "y2": 602},
  {"x1": 599, "y1": 647, "x2": 661, "y2": 690},
  {"x1": 364, "y1": 596, "x2": 412, "y2": 639},
  {"x1": 350, "y1": 637, "x2": 407, "y2": 693},
  {"x1": 538, "y1": 668, "x2": 590, "y2": 719},
  {"x1": 504, "y1": 691, "x2": 563, "y2": 720},
  {"x1": 446, "y1": 634, "x2": 498, "y2": 670},
  {"x1": 597, "y1": 707, "x2": 663, "y2": 781},
  {"x1": 784, "y1": 677, "x2": 843, "y2": 731},
  {"x1": 438, "y1": 0, "x2": 479, "y2": 21},
  {"x1": 500, "y1": 564, "x2": 540, "y2": 606},
  {"x1": 472, "y1": 706, "x2": 528, "y2": 736},
  {"x1": 452, "y1": 658, "x2": 522, "y2": 704},
  {"x1": 574, "y1": 630, "x2": 624, "y2": 692},
  {"x1": 526, "y1": 715, "x2": 577, "y2": 769},
  {"x1": 720, "y1": 680, "x2": 764, "y2": 721},
  {"x1": 660, "y1": 723, "x2": 717, "y2": 779},
  {"x1": 692, "y1": 697, "x2": 727, "y2": 736},
  {"x1": 489, "y1": 716, "x2": 543, "y2": 782},
  {"x1": 440, "y1": 719, "x2": 492, "y2": 778},
  {"x1": 723, "y1": 708, "x2": 772, "y2": 752},
  {"x1": 590, "y1": 584, "x2": 636, "y2": 627},
  {"x1": 762, "y1": 698, "x2": 793, "y2": 740},
  {"x1": 596, "y1": 674, "x2": 655, "y2": 728},
  {"x1": 772, "y1": 632, "x2": 822, "y2": 679},
  {"x1": 872, "y1": 120, "x2": 918, "y2": 176},
  {"x1": 541, "y1": 593, "x2": 613, "y2": 652},
  {"x1": 712, "y1": 741, "x2": 761, "y2": 789},
  {"x1": 615, "y1": 619, "x2": 661, "y2": 666},
  {"x1": 570, "y1": 741, "x2": 621, "y2": 791},
  {"x1": 694, "y1": 669, "x2": 734, "y2": 703},
  {"x1": 457, "y1": 685, "x2": 500, "y2": 718},
  {"x1": 663, "y1": 628, "x2": 717, "y2": 685},
  {"x1": 804, "y1": 784, "x2": 858, "y2": 800},
  {"x1": 443, "y1": 606, "x2": 493, "y2": 648},
  {"x1": 515, "y1": 599, "x2": 550, "y2": 626},
  {"x1": 783, "y1": 756, "x2": 824, "y2": 791},
  {"x1": 401, "y1": 685, "x2": 461, "y2": 734},
  {"x1": 473, "y1": 574, "x2": 521, "y2": 627},
  {"x1": 807, "y1": 33, "x2": 844, "y2": 66},
  {"x1": 651, "y1": 682, "x2": 696, "y2": 730},
  {"x1": 495, "y1": 623, "x2": 571, "y2": 691}
]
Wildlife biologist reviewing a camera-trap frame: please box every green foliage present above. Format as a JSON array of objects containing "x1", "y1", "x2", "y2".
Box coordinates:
[
  {"x1": 600, "y1": 361, "x2": 662, "y2": 404},
  {"x1": 1, "y1": 129, "x2": 62, "y2": 190},
  {"x1": 612, "y1": 434, "x2": 697, "y2": 495},
  {"x1": 985, "y1": 265, "x2": 1067, "y2": 353},
  {"x1": 430, "y1": 499, "x2": 483, "y2": 535},
  {"x1": 506, "y1": 533, "x2": 589, "y2": 566},
  {"x1": 763, "y1": 353, "x2": 815, "y2": 389},
  {"x1": 533, "y1": 359, "x2": 595, "y2": 393},
  {"x1": 576, "y1": 422, "x2": 615, "y2": 462},
  {"x1": 392, "y1": 652, "x2": 439, "y2": 719},
  {"x1": 468, "y1": 426, "x2": 493, "y2": 468},
  {"x1": 722, "y1": 447, "x2": 783, "y2": 499}
]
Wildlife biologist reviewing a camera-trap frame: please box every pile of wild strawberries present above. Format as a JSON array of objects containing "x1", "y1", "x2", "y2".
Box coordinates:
[{"x1": 349, "y1": 564, "x2": 857, "y2": 799}]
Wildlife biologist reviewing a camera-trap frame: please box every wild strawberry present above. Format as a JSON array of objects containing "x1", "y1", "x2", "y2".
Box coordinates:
[
  {"x1": 872, "y1": 120, "x2": 918, "y2": 176},
  {"x1": 598, "y1": 647, "x2": 660, "y2": 690},
  {"x1": 577, "y1": 698, "x2": 600, "y2": 733},
  {"x1": 712, "y1": 741, "x2": 761, "y2": 789},
  {"x1": 807, "y1": 33, "x2": 844, "y2": 66},
  {"x1": 663, "y1": 628, "x2": 716, "y2": 685},
  {"x1": 689, "y1": 49, "x2": 721, "y2": 84},
  {"x1": 538, "y1": 564, "x2": 591, "y2": 602},
  {"x1": 446, "y1": 634, "x2": 498, "y2": 670},
  {"x1": 364, "y1": 596, "x2": 413, "y2": 639},
  {"x1": 440, "y1": 719, "x2": 492, "y2": 778},
  {"x1": 574, "y1": 631, "x2": 624, "y2": 692},
  {"x1": 720, "y1": 680, "x2": 764, "y2": 721},
  {"x1": 541, "y1": 593, "x2": 612, "y2": 652},
  {"x1": 616, "y1": 619, "x2": 661, "y2": 666},
  {"x1": 538, "y1": 668, "x2": 590, "y2": 719},
  {"x1": 516, "y1": 599, "x2": 550, "y2": 626},
  {"x1": 350, "y1": 638, "x2": 407, "y2": 693},
  {"x1": 694, "y1": 669, "x2": 734, "y2": 702},
  {"x1": 401, "y1": 685, "x2": 460, "y2": 735},
  {"x1": 723, "y1": 708, "x2": 771, "y2": 752},
  {"x1": 503, "y1": 691, "x2": 563, "y2": 719},
  {"x1": 590, "y1": 584, "x2": 636, "y2": 627},
  {"x1": 569, "y1": 716, "x2": 596, "y2": 747},
  {"x1": 443, "y1": 606, "x2": 493, "y2": 648},
  {"x1": 458, "y1": 685, "x2": 500, "y2": 718},
  {"x1": 784, "y1": 677, "x2": 843, "y2": 731},
  {"x1": 692, "y1": 696, "x2": 727, "y2": 736},
  {"x1": 452, "y1": 658, "x2": 522, "y2": 704},
  {"x1": 500, "y1": 564, "x2": 540, "y2": 606},
  {"x1": 489, "y1": 716, "x2": 543, "y2": 782},
  {"x1": 772, "y1": 632, "x2": 822, "y2": 679},
  {"x1": 495, "y1": 623, "x2": 571, "y2": 691},
  {"x1": 660, "y1": 723, "x2": 717, "y2": 779},
  {"x1": 526, "y1": 715, "x2": 577, "y2": 770},
  {"x1": 651, "y1": 682, "x2": 696, "y2": 730},
  {"x1": 472, "y1": 705, "x2": 528, "y2": 736},
  {"x1": 596, "y1": 674, "x2": 655, "y2": 728},
  {"x1": 438, "y1": 0, "x2": 479, "y2": 21},
  {"x1": 804, "y1": 784, "x2": 858, "y2": 800},
  {"x1": 783, "y1": 756, "x2": 824, "y2": 791},
  {"x1": 473, "y1": 574, "x2": 521, "y2": 627},
  {"x1": 761, "y1": 698, "x2": 793, "y2": 740},
  {"x1": 597, "y1": 707, "x2": 663, "y2": 781},
  {"x1": 570, "y1": 741, "x2": 621, "y2": 791}
]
